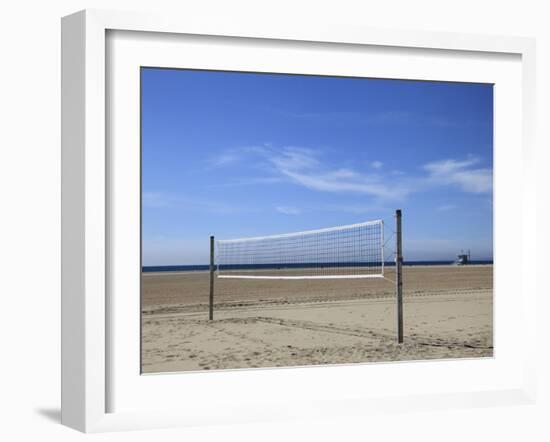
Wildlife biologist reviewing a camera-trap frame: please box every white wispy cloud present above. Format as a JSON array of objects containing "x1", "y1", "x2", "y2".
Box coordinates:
[
  {"x1": 207, "y1": 151, "x2": 242, "y2": 168},
  {"x1": 278, "y1": 169, "x2": 399, "y2": 199},
  {"x1": 424, "y1": 157, "x2": 492, "y2": 193},
  {"x1": 269, "y1": 146, "x2": 320, "y2": 171},
  {"x1": 276, "y1": 206, "x2": 301, "y2": 215},
  {"x1": 206, "y1": 146, "x2": 272, "y2": 168},
  {"x1": 267, "y1": 147, "x2": 406, "y2": 200},
  {"x1": 207, "y1": 145, "x2": 492, "y2": 200}
]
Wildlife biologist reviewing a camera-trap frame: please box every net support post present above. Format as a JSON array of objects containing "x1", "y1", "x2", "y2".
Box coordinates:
[
  {"x1": 209, "y1": 235, "x2": 215, "y2": 320},
  {"x1": 396, "y1": 210, "x2": 404, "y2": 343}
]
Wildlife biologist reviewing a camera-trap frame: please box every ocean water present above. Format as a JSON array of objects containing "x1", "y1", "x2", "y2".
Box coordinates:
[{"x1": 142, "y1": 260, "x2": 493, "y2": 273}]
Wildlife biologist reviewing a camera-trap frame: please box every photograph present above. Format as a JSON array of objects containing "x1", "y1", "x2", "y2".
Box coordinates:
[{"x1": 140, "y1": 68, "x2": 494, "y2": 374}]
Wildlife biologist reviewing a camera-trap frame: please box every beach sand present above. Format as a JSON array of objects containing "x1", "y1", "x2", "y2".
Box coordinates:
[{"x1": 141, "y1": 265, "x2": 493, "y2": 373}]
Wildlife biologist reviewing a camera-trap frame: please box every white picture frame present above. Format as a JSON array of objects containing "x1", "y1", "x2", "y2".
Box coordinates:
[{"x1": 61, "y1": 9, "x2": 537, "y2": 433}]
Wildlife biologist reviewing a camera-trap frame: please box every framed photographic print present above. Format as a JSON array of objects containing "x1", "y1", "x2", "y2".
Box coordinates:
[
  {"x1": 140, "y1": 68, "x2": 493, "y2": 373},
  {"x1": 61, "y1": 9, "x2": 537, "y2": 432}
]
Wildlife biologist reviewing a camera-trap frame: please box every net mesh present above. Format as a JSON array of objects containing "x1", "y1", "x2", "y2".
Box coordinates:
[{"x1": 216, "y1": 220, "x2": 384, "y2": 279}]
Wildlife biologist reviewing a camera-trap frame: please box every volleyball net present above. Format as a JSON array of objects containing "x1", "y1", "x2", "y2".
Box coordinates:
[{"x1": 215, "y1": 220, "x2": 384, "y2": 279}]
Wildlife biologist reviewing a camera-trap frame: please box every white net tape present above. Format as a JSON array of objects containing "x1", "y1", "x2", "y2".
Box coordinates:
[{"x1": 216, "y1": 220, "x2": 384, "y2": 279}]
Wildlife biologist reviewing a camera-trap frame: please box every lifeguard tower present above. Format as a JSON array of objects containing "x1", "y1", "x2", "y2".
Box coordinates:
[{"x1": 455, "y1": 249, "x2": 471, "y2": 265}]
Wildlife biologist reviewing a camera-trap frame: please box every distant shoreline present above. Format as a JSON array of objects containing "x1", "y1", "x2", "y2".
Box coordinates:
[{"x1": 142, "y1": 261, "x2": 494, "y2": 274}]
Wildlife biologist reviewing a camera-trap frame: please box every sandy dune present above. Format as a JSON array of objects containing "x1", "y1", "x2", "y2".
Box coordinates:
[{"x1": 141, "y1": 265, "x2": 493, "y2": 373}]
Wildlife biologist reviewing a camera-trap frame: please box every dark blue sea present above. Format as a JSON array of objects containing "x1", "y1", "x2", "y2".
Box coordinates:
[{"x1": 142, "y1": 260, "x2": 493, "y2": 273}]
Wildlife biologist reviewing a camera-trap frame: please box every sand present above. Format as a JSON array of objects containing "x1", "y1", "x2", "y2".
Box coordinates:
[{"x1": 141, "y1": 265, "x2": 493, "y2": 373}]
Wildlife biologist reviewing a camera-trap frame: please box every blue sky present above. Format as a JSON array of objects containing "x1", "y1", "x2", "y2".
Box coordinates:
[{"x1": 141, "y1": 68, "x2": 493, "y2": 265}]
